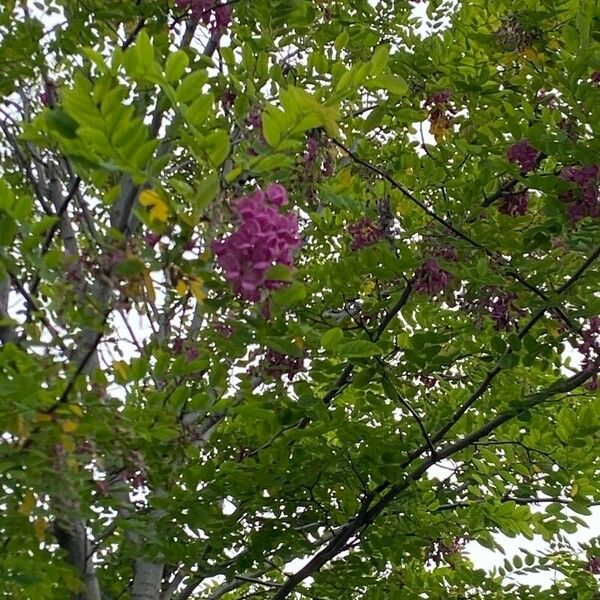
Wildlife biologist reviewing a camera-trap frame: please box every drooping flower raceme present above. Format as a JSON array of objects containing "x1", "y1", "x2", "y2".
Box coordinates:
[
  {"x1": 559, "y1": 164, "x2": 600, "y2": 222},
  {"x1": 176, "y1": 0, "x2": 232, "y2": 30},
  {"x1": 499, "y1": 190, "x2": 529, "y2": 216},
  {"x1": 414, "y1": 245, "x2": 457, "y2": 297},
  {"x1": 213, "y1": 186, "x2": 300, "y2": 302},
  {"x1": 347, "y1": 218, "x2": 383, "y2": 251},
  {"x1": 507, "y1": 139, "x2": 539, "y2": 173},
  {"x1": 577, "y1": 317, "x2": 600, "y2": 391}
]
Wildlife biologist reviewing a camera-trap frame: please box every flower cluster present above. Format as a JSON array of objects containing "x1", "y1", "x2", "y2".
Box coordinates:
[
  {"x1": 414, "y1": 245, "x2": 457, "y2": 297},
  {"x1": 173, "y1": 338, "x2": 200, "y2": 361},
  {"x1": 499, "y1": 190, "x2": 529, "y2": 216},
  {"x1": 559, "y1": 164, "x2": 600, "y2": 222},
  {"x1": 586, "y1": 556, "x2": 600, "y2": 574},
  {"x1": 577, "y1": 317, "x2": 600, "y2": 391},
  {"x1": 303, "y1": 131, "x2": 335, "y2": 178},
  {"x1": 213, "y1": 185, "x2": 300, "y2": 302},
  {"x1": 591, "y1": 71, "x2": 600, "y2": 84},
  {"x1": 261, "y1": 349, "x2": 305, "y2": 381},
  {"x1": 176, "y1": 0, "x2": 231, "y2": 30},
  {"x1": 493, "y1": 14, "x2": 537, "y2": 51},
  {"x1": 40, "y1": 80, "x2": 57, "y2": 107},
  {"x1": 414, "y1": 259, "x2": 451, "y2": 296},
  {"x1": 425, "y1": 89, "x2": 455, "y2": 140},
  {"x1": 507, "y1": 140, "x2": 539, "y2": 173},
  {"x1": 347, "y1": 218, "x2": 383, "y2": 251},
  {"x1": 484, "y1": 291, "x2": 523, "y2": 330}
]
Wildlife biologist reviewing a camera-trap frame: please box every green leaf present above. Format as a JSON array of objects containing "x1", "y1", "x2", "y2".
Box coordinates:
[
  {"x1": 203, "y1": 130, "x2": 230, "y2": 167},
  {"x1": 165, "y1": 50, "x2": 189, "y2": 82},
  {"x1": 176, "y1": 70, "x2": 209, "y2": 104},
  {"x1": 321, "y1": 327, "x2": 343, "y2": 350},
  {"x1": 338, "y1": 340, "x2": 383, "y2": 358},
  {"x1": 368, "y1": 73, "x2": 408, "y2": 96}
]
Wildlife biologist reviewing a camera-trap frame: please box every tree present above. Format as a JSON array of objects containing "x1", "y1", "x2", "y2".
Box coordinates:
[{"x1": 0, "y1": 0, "x2": 599, "y2": 597}]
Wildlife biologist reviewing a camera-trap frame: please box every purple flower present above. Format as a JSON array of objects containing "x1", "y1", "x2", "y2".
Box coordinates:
[
  {"x1": 40, "y1": 80, "x2": 57, "y2": 107},
  {"x1": 426, "y1": 89, "x2": 452, "y2": 106},
  {"x1": 507, "y1": 140, "x2": 539, "y2": 173},
  {"x1": 414, "y1": 259, "x2": 451, "y2": 296},
  {"x1": 347, "y1": 218, "x2": 382, "y2": 251},
  {"x1": 213, "y1": 186, "x2": 300, "y2": 302},
  {"x1": 591, "y1": 71, "x2": 600, "y2": 84},
  {"x1": 304, "y1": 136, "x2": 320, "y2": 166},
  {"x1": 265, "y1": 183, "x2": 288, "y2": 207},
  {"x1": 176, "y1": 0, "x2": 232, "y2": 30},
  {"x1": 586, "y1": 556, "x2": 600, "y2": 574},
  {"x1": 144, "y1": 233, "x2": 161, "y2": 248},
  {"x1": 559, "y1": 165, "x2": 600, "y2": 222},
  {"x1": 261, "y1": 348, "x2": 305, "y2": 381},
  {"x1": 499, "y1": 190, "x2": 529, "y2": 216}
]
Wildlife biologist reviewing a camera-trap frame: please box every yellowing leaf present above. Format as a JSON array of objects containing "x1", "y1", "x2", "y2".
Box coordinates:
[
  {"x1": 19, "y1": 490, "x2": 36, "y2": 516},
  {"x1": 35, "y1": 412, "x2": 53, "y2": 423},
  {"x1": 60, "y1": 435, "x2": 76, "y2": 453},
  {"x1": 199, "y1": 248, "x2": 212, "y2": 262},
  {"x1": 68, "y1": 405, "x2": 83, "y2": 417},
  {"x1": 338, "y1": 168, "x2": 352, "y2": 188},
  {"x1": 33, "y1": 517, "x2": 47, "y2": 542},
  {"x1": 175, "y1": 280, "x2": 188, "y2": 296},
  {"x1": 139, "y1": 189, "x2": 170, "y2": 223},
  {"x1": 114, "y1": 361, "x2": 128, "y2": 381},
  {"x1": 361, "y1": 280, "x2": 376, "y2": 295},
  {"x1": 144, "y1": 271, "x2": 156, "y2": 303},
  {"x1": 61, "y1": 420, "x2": 78, "y2": 433},
  {"x1": 523, "y1": 48, "x2": 544, "y2": 64},
  {"x1": 190, "y1": 278, "x2": 206, "y2": 302}
]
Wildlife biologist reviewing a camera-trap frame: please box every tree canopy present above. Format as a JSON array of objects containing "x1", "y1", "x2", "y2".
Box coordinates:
[{"x1": 1, "y1": 0, "x2": 600, "y2": 598}]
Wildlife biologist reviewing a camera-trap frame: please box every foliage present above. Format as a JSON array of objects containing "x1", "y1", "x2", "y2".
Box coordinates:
[{"x1": 0, "y1": 0, "x2": 600, "y2": 599}]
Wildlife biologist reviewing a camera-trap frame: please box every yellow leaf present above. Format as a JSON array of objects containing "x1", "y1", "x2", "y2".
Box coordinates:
[
  {"x1": 114, "y1": 361, "x2": 128, "y2": 381},
  {"x1": 68, "y1": 405, "x2": 83, "y2": 417},
  {"x1": 523, "y1": 47, "x2": 544, "y2": 64},
  {"x1": 60, "y1": 435, "x2": 76, "y2": 453},
  {"x1": 35, "y1": 412, "x2": 53, "y2": 423},
  {"x1": 175, "y1": 280, "x2": 188, "y2": 296},
  {"x1": 61, "y1": 420, "x2": 78, "y2": 433},
  {"x1": 294, "y1": 337, "x2": 304, "y2": 350},
  {"x1": 33, "y1": 517, "x2": 47, "y2": 542},
  {"x1": 144, "y1": 271, "x2": 156, "y2": 303},
  {"x1": 338, "y1": 168, "x2": 352, "y2": 188},
  {"x1": 361, "y1": 280, "x2": 376, "y2": 295},
  {"x1": 17, "y1": 415, "x2": 29, "y2": 438},
  {"x1": 139, "y1": 189, "x2": 170, "y2": 223},
  {"x1": 19, "y1": 490, "x2": 36, "y2": 516},
  {"x1": 190, "y1": 278, "x2": 206, "y2": 302},
  {"x1": 199, "y1": 248, "x2": 212, "y2": 262}
]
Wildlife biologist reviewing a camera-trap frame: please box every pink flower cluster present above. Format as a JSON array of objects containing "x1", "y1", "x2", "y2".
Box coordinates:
[
  {"x1": 414, "y1": 259, "x2": 451, "y2": 296},
  {"x1": 577, "y1": 317, "x2": 600, "y2": 391},
  {"x1": 347, "y1": 218, "x2": 383, "y2": 251},
  {"x1": 213, "y1": 185, "x2": 300, "y2": 302},
  {"x1": 586, "y1": 556, "x2": 600, "y2": 574},
  {"x1": 499, "y1": 190, "x2": 529, "y2": 216},
  {"x1": 262, "y1": 349, "x2": 305, "y2": 381},
  {"x1": 176, "y1": 0, "x2": 231, "y2": 30},
  {"x1": 483, "y1": 291, "x2": 523, "y2": 330},
  {"x1": 414, "y1": 245, "x2": 457, "y2": 296},
  {"x1": 507, "y1": 139, "x2": 539, "y2": 173},
  {"x1": 559, "y1": 164, "x2": 599, "y2": 222}
]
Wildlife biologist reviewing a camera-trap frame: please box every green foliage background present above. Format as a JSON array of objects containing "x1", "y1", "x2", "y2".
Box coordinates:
[{"x1": 0, "y1": 0, "x2": 599, "y2": 598}]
